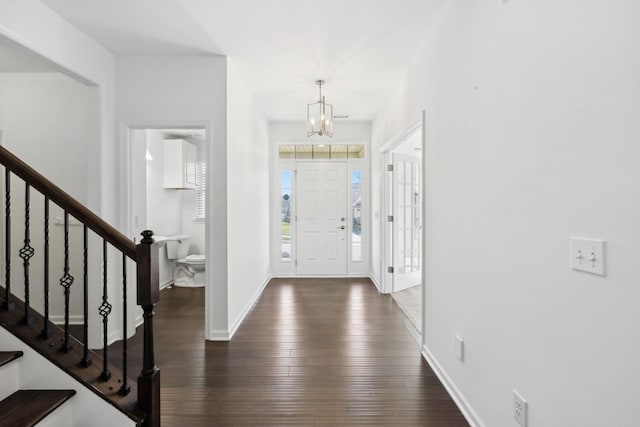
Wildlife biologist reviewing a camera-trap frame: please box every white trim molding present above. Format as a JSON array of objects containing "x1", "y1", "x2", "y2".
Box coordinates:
[
  {"x1": 227, "y1": 274, "x2": 272, "y2": 340},
  {"x1": 51, "y1": 315, "x2": 84, "y2": 325},
  {"x1": 159, "y1": 278, "x2": 173, "y2": 290},
  {"x1": 369, "y1": 274, "x2": 382, "y2": 293},
  {"x1": 207, "y1": 329, "x2": 232, "y2": 341},
  {"x1": 422, "y1": 345, "x2": 486, "y2": 427},
  {"x1": 206, "y1": 274, "x2": 272, "y2": 341}
]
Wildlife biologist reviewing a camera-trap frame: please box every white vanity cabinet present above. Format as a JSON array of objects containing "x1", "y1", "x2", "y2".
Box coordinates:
[{"x1": 163, "y1": 139, "x2": 197, "y2": 189}]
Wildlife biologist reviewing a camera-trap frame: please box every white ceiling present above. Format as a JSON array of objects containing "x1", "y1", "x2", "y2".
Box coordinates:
[{"x1": 40, "y1": 0, "x2": 445, "y2": 121}]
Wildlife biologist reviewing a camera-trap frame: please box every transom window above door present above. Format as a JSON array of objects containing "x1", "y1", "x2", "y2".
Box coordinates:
[{"x1": 278, "y1": 144, "x2": 365, "y2": 160}]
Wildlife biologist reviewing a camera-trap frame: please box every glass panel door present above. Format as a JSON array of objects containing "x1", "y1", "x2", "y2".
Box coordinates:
[{"x1": 392, "y1": 153, "x2": 421, "y2": 292}]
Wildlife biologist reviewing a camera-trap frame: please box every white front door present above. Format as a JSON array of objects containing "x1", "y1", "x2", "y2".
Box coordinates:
[
  {"x1": 296, "y1": 162, "x2": 348, "y2": 275},
  {"x1": 392, "y1": 153, "x2": 422, "y2": 292}
]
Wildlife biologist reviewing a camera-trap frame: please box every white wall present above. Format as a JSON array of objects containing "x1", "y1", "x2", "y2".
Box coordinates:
[
  {"x1": 0, "y1": 73, "x2": 91, "y2": 201},
  {"x1": 226, "y1": 60, "x2": 270, "y2": 336},
  {"x1": 0, "y1": 0, "x2": 122, "y2": 349},
  {"x1": 143, "y1": 130, "x2": 182, "y2": 286},
  {"x1": 117, "y1": 55, "x2": 228, "y2": 339},
  {"x1": 270, "y1": 121, "x2": 371, "y2": 144},
  {"x1": 0, "y1": 72, "x2": 103, "y2": 330},
  {"x1": 0, "y1": 0, "x2": 116, "y2": 219},
  {"x1": 372, "y1": 1, "x2": 640, "y2": 426},
  {"x1": 145, "y1": 131, "x2": 183, "y2": 238}
]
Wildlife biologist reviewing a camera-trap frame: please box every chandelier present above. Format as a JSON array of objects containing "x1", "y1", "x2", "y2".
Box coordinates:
[{"x1": 307, "y1": 80, "x2": 333, "y2": 137}]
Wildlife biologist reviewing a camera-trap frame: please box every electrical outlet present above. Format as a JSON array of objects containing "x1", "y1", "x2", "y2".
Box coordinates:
[{"x1": 513, "y1": 391, "x2": 527, "y2": 426}]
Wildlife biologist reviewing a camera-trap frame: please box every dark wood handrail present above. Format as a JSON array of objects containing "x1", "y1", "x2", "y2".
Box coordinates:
[
  {"x1": 0, "y1": 146, "x2": 136, "y2": 259},
  {"x1": 0, "y1": 145, "x2": 159, "y2": 426}
]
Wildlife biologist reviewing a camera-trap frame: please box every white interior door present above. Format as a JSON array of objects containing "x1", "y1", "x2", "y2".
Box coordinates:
[
  {"x1": 392, "y1": 153, "x2": 422, "y2": 292},
  {"x1": 297, "y1": 162, "x2": 347, "y2": 275}
]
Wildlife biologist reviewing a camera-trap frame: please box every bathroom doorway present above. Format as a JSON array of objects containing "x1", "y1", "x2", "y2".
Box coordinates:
[{"x1": 123, "y1": 126, "x2": 208, "y2": 328}]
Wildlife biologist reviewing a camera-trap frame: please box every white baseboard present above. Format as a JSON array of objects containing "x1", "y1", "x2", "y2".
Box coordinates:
[
  {"x1": 205, "y1": 274, "x2": 272, "y2": 342},
  {"x1": 51, "y1": 315, "x2": 84, "y2": 325},
  {"x1": 369, "y1": 274, "x2": 381, "y2": 292},
  {"x1": 227, "y1": 274, "x2": 272, "y2": 340},
  {"x1": 206, "y1": 329, "x2": 231, "y2": 341},
  {"x1": 421, "y1": 345, "x2": 485, "y2": 427},
  {"x1": 272, "y1": 274, "x2": 370, "y2": 278},
  {"x1": 159, "y1": 278, "x2": 173, "y2": 290},
  {"x1": 107, "y1": 329, "x2": 121, "y2": 347}
]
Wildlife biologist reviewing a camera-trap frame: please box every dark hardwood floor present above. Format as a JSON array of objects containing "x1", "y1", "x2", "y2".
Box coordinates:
[{"x1": 111, "y1": 278, "x2": 469, "y2": 426}]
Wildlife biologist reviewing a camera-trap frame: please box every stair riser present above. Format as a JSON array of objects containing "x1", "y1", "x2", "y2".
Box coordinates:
[
  {"x1": 0, "y1": 363, "x2": 19, "y2": 401},
  {"x1": 32, "y1": 400, "x2": 73, "y2": 427},
  {"x1": 0, "y1": 328, "x2": 136, "y2": 427}
]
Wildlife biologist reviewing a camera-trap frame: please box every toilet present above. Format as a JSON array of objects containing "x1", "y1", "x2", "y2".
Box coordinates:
[{"x1": 166, "y1": 235, "x2": 206, "y2": 287}]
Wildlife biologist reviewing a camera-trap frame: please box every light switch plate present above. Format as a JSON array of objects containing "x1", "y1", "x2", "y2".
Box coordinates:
[
  {"x1": 571, "y1": 237, "x2": 605, "y2": 276},
  {"x1": 454, "y1": 335, "x2": 464, "y2": 361}
]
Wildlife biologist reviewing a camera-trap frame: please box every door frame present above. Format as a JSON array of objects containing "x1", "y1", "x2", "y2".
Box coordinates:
[
  {"x1": 380, "y1": 117, "x2": 424, "y2": 294},
  {"x1": 271, "y1": 141, "x2": 370, "y2": 277},
  {"x1": 118, "y1": 120, "x2": 213, "y2": 339},
  {"x1": 379, "y1": 111, "x2": 426, "y2": 341}
]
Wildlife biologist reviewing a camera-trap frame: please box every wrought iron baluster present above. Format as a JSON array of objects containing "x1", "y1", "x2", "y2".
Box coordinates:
[
  {"x1": 81, "y1": 225, "x2": 91, "y2": 367},
  {"x1": 4, "y1": 168, "x2": 13, "y2": 310},
  {"x1": 19, "y1": 183, "x2": 34, "y2": 325},
  {"x1": 120, "y1": 253, "x2": 130, "y2": 395},
  {"x1": 59, "y1": 211, "x2": 74, "y2": 352},
  {"x1": 41, "y1": 196, "x2": 51, "y2": 338},
  {"x1": 99, "y1": 239, "x2": 111, "y2": 381}
]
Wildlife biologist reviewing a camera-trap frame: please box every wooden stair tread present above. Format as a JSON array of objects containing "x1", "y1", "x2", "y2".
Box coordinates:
[
  {"x1": 0, "y1": 389, "x2": 76, "y2": 427},
  {"x1": 0, "y1": 351, "x2": 23, "y2": 368},
  {"x1": 0, "y1": 290, "x2": 145, "y2": 425}
]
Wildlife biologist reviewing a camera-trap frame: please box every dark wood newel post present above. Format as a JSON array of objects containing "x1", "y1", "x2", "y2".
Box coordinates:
[{"x1": 136, "y1": 230, "x2": 160, "y2": 427}]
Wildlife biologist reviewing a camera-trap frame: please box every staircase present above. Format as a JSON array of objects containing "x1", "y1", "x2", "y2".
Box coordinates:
[
  {"x1": 0, "y1": 350, "x2": 75, "y2": 427},
  {"x1": 0, "y1": 146, "x2": 161, "y2": 426}
]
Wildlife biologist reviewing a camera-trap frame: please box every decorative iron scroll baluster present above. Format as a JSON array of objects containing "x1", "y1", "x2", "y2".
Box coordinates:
[
  {"x1": 4, "y1": 168, "x2": 13, "y2": 310},
  {"x1": 59, "y1": 211, "x2": 74, "y2": 352},
  {"x1": 120, "y1": 253, "x2": 130, "y2": 395},
  {"x1": 0, "y1": 146, "x2": 160, "y2": 426},
  {"x1": 81, "y1": 225, "x2": 91, "y2": 367},
  {"x1": 19, "y1": 183, "x2": 35, "y2": 325},
  {"x1": 99, "y1": 239, "x2": 112, "y2": 381},
  {"x1": 41, "y1": 196, "x2": 51, "y2": 338}
]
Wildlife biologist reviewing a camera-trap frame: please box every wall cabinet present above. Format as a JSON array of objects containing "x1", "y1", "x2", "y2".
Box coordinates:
[{"x1": 163, "y1": 139, "x2": 197, "y2": 189}]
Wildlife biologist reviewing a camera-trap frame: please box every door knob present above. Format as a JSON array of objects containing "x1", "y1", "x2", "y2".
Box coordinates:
[
  {"x1": 340, "y1": 217, "x2": 346, "y2": 222},
  {"x1": 338, "y1": 225, "x2": 345, "y2": 230}
]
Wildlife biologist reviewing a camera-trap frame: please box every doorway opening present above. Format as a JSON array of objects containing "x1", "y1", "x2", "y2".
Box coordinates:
[
  {"x1": 273, "y1": 143, "x2": 369, "y2": 277},
  {"x1": 124, "y1": 127, "x2": 208, "y2": 331},
  {"x1": 381, "y1": 117, "x2": 424, "y2": 342}
]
